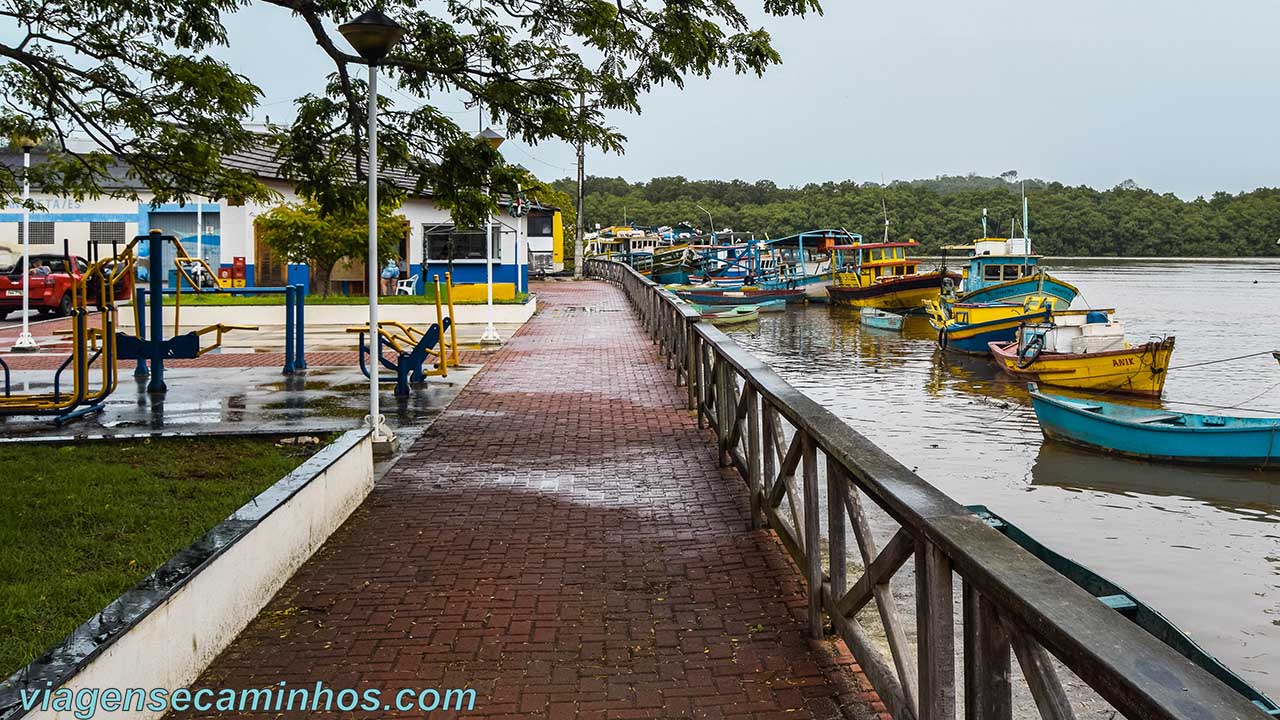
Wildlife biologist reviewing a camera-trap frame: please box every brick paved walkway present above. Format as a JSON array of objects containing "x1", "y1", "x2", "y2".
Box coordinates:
[{"x1": 177, "y1": 280, "x2": 885, "y2": 720}]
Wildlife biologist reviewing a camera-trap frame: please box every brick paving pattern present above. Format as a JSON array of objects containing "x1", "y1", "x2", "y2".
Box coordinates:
[{"x1": 173, "y1": 280, "x2": 887, "y2": 720}]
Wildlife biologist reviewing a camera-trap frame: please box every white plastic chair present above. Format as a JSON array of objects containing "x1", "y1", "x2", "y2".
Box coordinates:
[{"x1": 396, "y1": 273, "x2": 419, "y2": 296}]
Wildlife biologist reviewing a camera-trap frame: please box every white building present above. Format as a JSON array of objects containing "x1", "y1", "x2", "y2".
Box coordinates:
[{"x1": 0, "y1": 144, "x2": 563, "y2": 295}]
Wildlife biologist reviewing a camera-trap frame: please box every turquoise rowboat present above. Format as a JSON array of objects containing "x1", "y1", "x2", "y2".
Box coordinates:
[
  {"x1": 859, "y1": 308, "x2": 904, "y2": 331},
  {"x1": 970, "y1": 505, "x2": 1280, "y2": 716},
  {"x1": 1029, "y1": 383, "x2": 1280, "y2": 468}
]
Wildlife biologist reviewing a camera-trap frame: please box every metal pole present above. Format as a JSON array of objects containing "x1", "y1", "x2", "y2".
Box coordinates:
[
  {"x1": 13, "y1": 147, "x2": 38, "y2": 351},
  {"x1": 573, "y1": 91, "x2": 585, "y2": 280},
  {"x1": 196, "y1": 201, "x2": 203, "y2": 268},
  {"x1": 479, "y1": 196, "x2": 501, "y2": 344},
  {"x1": 366, "y1": 62, "x2": 391, "y2": 442},
  {"x1": 147, "y1": 231, "x2": 166, "y2": 393}
]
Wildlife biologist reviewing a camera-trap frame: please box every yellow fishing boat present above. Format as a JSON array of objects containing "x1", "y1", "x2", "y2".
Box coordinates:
[
  {"x1": 924, "y1": 296, "x2": 1054, "y2": 354},
  {"x1": 988, "y1": 310, "x2": 1176, "y2": 397}
]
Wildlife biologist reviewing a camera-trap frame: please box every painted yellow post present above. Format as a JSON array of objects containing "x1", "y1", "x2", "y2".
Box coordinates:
[
  {"x1": 445, "y1": 271, "x2": 459, "y2": 366},
  {"x1": 433, "y1": 275, "x2": 448, "y2": 378}
]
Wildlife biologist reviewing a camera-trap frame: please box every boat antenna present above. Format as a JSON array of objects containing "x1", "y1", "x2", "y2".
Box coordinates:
[
  {"x1": 1022, "y1": 182, "x2": 1030, "y2": 274},
  {"x1": 881, "y1": 198, "x2": 890, "y2": 244},
  {"x1": 981, "y1": 207, "x2": 988, "y2": 237}
]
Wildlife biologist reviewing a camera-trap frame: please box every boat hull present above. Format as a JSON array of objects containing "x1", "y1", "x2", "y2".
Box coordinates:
[
  {"x1": 1030, "y1": 387, "x2": 1280, "y2": 467},
  {"x1": 926, "y1": 299, "x2": 1054, "y2": 355},
  {"x1": 957, "y1": 272, "x2": 1078, "y2": 309},
  {"x1": 989, "y1": 337, "x2": 1175, "y2": 397},
  {"x1": 826, "y1": 271, "x2": 961, "y2": 311},
  {"x1": 701, "y1": 307, "x2": 759, "y2": 326},
  {"x1": 678, "y1": 289, "x2": 806, "y2": 305}
]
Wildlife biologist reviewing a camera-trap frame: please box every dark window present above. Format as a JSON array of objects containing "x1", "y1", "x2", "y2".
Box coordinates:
[
  {"x1": 1003, "y1": 265, "x2": 1022, "y2": 280},
  {"x1": 425, "y1": 225, "x2": 501, "y2": 261},
  {"x1": 527, "y1": 213, "x2": 554, "y2": 237},
  {"x1": 24, "y1": 221, "x2": 55, "y2": 245},
  {"x1": 90, "y1": 222, "x2": 127, "y2": 247},
  {"x1": 983, "y1": 265, "x2": 1003, "y2": 281}
]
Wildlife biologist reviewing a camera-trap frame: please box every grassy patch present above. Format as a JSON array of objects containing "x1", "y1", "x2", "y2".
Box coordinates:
[
  {"x1": 157, "y1": 291, "x2": 530, "y2": 306},
  {"x1": 0, "y1": 436, "x2": 327, "y2": 677}
]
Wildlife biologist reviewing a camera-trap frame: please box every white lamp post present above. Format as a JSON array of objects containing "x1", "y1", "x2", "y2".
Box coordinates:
[
  {"x1": 477, "y1": 127, "x2": 505, "y2": 345},
  {"x1": 339, "y1": 8, "x2": 405, "y2": 445},
  {"x1": 13, "y1": 135, "x2": 39, "y2": 352}
]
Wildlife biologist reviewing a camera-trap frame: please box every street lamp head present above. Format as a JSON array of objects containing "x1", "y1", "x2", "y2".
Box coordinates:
[
  {"x1": 477, "y1": 127, "x2": 505, "y2": 150},
  {"x1": 338, "y1": 8, "x2": 406, "y2": 62},
  {"x1": 10, "y1": 132, "x2": 38, "y2": 152}
]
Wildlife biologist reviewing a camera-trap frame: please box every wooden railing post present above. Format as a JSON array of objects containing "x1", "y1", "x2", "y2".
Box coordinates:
[
  {"x1": 762, "y1": 406, "x2": 776, "y2": 512},
  {"x1": 917, "y1": 541, "x2": 956, "y2": 720},
  {"x1": 686, "y1": 323, "x2": 697, "y2": 410},
  {"x1": 963, "y1": 581, "x2": 1012, "y2": 720},
  {"x1": 826, "y1": 458, "x2": 847, "y2": 603},
  {"x1": 746, "y1": 385, "x2": 763, "y2": 529},
  {"x1": 802, "y1": 432, "x2": 822, "y2": 639}
]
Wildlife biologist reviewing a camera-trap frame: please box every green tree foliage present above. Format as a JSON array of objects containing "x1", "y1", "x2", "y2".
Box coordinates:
[
  {"x1": 254, "y1": 201, "x2": 407, "y2": 294},
  {"x1": 554, "y1": 175, "x2": 1280, "y2": 257},
  {"x1": 0, "y1": 0, "x2": 821, "y2": 225}
]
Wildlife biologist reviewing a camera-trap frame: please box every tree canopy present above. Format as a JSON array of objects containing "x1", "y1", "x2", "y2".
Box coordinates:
[
  {"x1": 254, "y1": 201, "x2": 407, "y2": 294},
  {"x1": 554, "y1": 174, "x2": 1280, "y2": 257},
  {"x1": 0, "y1": 0, "x2": 821, "y2": 223}
]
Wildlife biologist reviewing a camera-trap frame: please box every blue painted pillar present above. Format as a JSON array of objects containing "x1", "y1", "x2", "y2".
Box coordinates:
[
  {"x1": 283, "y1": 285, "x2": 295, "y2": 375},
  {"x1": 294, "y1": 285, "x2": 306, "y2": 370},
  {"x1": 146, "y1": 230, "x2": 166, "y2": 394},
  {"x1": 133, "y1": 286, "x2": 148, "y2": 377}
]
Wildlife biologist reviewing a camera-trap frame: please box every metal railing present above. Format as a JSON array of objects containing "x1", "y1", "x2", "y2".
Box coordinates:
[{"x1": 585, "y1": 258, "x2": 1266, "y2": 720}]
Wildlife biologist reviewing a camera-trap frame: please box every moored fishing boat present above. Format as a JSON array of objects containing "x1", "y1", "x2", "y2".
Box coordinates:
[
  {"x1": 989, "y1": 311, "x2": 1176, "y2": 397},
  {"x1": 1029, "y1": 383, "x2": 1280, "y2": 467},
  {"x1": 859, "y1": 308, "x2": 904, "y2": 331},
  {"x1": 825, "y1": 205, "x2": 960, "y2": 311},
  {"x1": 924, "y1": 296, "x2": 1053, "y2": 354},
  {"x1": 942, "y1": 203, "x2": 1077, "y2": 310},
  {"x1": 676, "y1": 287, "x2": 806, "y2": 305}
]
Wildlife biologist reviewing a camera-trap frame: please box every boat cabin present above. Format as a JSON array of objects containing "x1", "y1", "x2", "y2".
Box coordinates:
[
  {"x1": 950, "y1": 238, "x2": 1042, "y2": 293},
  {"x1": 830, "y1": 239, "x2": 923, "y2": 286}
]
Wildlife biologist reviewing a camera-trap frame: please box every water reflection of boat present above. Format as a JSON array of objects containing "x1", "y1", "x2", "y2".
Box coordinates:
[
  {"x1": 970, "y1": 505, "x2": 1280, "y2": 716},
  {"x1": 1030, "y1": 383, "x2": 1280, "y2": 468},
  {"x1": 989, "y1": 310, "x2": 1176, "y2": 397},
  {"x1": 924, "y1": 296, "x2": 1053, "y2": 355},
  {"x1": 1028, "y1": 442, "x2": 1280, "y2": 517}
]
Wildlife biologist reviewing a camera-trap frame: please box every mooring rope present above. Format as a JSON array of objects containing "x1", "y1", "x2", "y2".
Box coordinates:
[{"x1": 1164, "y1": 349, "x2": 1280, "y2": 371}]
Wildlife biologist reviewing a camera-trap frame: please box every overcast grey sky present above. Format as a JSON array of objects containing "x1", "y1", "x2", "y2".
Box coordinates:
[{"x1": 222, "y1": 0, "x2": 1279, "y2": 198}]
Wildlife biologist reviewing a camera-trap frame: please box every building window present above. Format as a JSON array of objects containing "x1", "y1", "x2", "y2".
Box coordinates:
[
  {"x1": 527, "y1": 213, "x2": 554, "y2": 237},
  {"x1": 24, "y1": 221, "x2": 55, "y2": 245},
  {"x1": 90, "y1": 222, "x2": 127, "y2": 247},
  {"x1": 425, "y1": 224, "x2": 501, "y2": 261}
]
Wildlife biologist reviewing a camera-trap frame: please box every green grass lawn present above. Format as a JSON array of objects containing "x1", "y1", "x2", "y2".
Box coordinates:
[
  {"x1": 0, "y1": 436, "x2": 326, "y2": 677},
  {"x1": 158, "y1": 291, "x2": 530, "y2": 306}
]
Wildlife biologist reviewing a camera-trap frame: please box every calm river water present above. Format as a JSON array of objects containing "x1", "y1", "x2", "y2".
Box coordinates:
[{"x1": 723, "y1": 257, "x2": 1280, "y2": 698}]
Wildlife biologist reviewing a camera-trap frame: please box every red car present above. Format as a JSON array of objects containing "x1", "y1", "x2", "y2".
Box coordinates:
[{"x1": 0, "y1": 253, "x2": 131, "y2": 319}]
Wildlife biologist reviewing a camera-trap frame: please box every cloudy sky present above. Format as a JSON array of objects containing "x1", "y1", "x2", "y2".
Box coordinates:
[{"x1": 221, "y1": 0, "x2": 1279, "y2": 198}]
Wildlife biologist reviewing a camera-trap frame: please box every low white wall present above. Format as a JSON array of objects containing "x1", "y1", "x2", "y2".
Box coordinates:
[
  {"x1": 9, "y1": 430, "x2": 374, "y2": 720},
  {"x1": 117, "y1": 296, "x2": 536, "y2": 330}
]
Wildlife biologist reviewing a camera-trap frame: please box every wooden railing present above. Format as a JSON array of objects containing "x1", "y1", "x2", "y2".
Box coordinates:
[{"x1": 585, "y1": 258, "x2": 1267, "y2": 720}]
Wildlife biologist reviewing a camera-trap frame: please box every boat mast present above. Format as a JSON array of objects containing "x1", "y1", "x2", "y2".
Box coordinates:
[
  {"x1": 1022, "y1": 182, "x2": 1030, "y2": 275},
  {"x1": 981, "y1": 207, "x2": 988, "y2": 238}
]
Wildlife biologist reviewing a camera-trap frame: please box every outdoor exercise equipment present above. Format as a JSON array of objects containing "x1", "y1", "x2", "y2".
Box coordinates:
[
  {"x1": 0, "y1": 240, "x2": 131, "y2": 424},
  {"x1": 116, "y1": 230, "x2": 309, "y2": 392},
  {"x1": 348, "y1": 276, "x2": 453, "y2": 397}
]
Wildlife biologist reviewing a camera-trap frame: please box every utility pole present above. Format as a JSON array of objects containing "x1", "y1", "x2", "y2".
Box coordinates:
[{"x1": 573, "y1": 90, "x2": 585, "y2": 280}]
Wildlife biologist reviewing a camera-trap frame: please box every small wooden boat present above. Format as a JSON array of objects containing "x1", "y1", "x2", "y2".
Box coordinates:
[
  {"x1": 700, "y1": 305, "x2": 759, "y2": 326},
  {"x1": 989, "y1": 311, "x2": 1176, "y2": 397},
  {"x1": 755, "y1": 299, "x2": 787, "y2": 313},
  {"x1": 859, "y1": 308, "x2": 904, "y2": 331},
  {"x1": 1029, "y1": 383, "x2": 1280, "y2": 468},
  {"x1": 924, "y1": 296, "x2": 1053, "y2": 355},
  {"x1": 970, "y1": 505, "x2": 1280, "y2": 715}
]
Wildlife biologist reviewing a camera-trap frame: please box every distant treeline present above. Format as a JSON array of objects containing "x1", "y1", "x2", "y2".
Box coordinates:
[{"x1": 550, "y1": 174, "x2": 1280, "y2": 256}]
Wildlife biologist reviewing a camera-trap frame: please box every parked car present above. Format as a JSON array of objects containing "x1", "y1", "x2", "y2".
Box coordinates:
[{"x1": 0, "y1": 253, "x2": 131, "y2": 319}]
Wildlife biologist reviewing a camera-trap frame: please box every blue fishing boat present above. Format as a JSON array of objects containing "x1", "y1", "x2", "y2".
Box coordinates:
[
  {"x1": 924, "y1": 297, "x2": 1053, "y2": 355},
  {"x1": 1029, "y1": 383, "x2": 1280, "y2": 468},
  {"x1": 859, "y1": 308, "x2": 904, "y2": 331},
  {"x1": 970, "y1": 505, "x2": 1280, "y2": 716},
  {"x1": 942, "y1": 202, "x2": 1078, "y2": 310}
]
